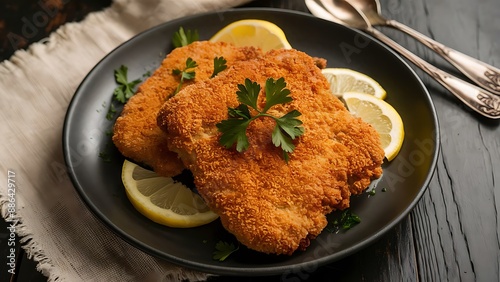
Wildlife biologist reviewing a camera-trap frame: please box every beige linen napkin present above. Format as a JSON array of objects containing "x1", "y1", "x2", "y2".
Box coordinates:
[{"x1": 0, "y1": 0, "x2": 251, "y2": 280}]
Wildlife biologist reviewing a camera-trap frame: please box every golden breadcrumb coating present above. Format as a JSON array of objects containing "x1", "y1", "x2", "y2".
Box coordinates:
[
  {"x1": 112, "y1": 41, "x2": 262, "y2": 176},
  {"x1": 157, "y1": 49, "x2": 384, "y2": 255}
]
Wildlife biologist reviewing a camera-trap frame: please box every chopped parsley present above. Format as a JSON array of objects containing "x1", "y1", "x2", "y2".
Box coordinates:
[
  {"x1": 98, "y1": 151, "x2": 111, "y2": 163},
  {"x1": 171, "y1": 57, "x2": 198, "y2": 97},
  {"x1": 327, "y1": 209, "x2": 361, "y2": 233},
  {"x1": 172, "y1": 27, "x2": 199, "y2": 48}
]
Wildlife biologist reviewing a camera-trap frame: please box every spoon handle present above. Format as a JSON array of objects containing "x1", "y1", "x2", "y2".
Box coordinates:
[
  {"x1": 369, "y1": 28, "x2": 500, "y2": 119},
  {"x1": 386, "y1": 19, "x2": 500, "y2": 96}
]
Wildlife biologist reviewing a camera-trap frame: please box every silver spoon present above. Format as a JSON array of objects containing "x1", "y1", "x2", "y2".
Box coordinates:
[
  {"x1": 306, "y1": 0, "x2": 500, "y2": 119},
  {"x1": 347, "y1": 0, "x2": 500, "y2": 96}
]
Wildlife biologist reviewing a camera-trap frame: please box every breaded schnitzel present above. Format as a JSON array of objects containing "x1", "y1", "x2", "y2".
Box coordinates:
[
  {"x1": 157, "y1": 49, "x2": 384, "y2": 255},
  {"x1": 113, "y1": 41, "x2": 262, "y2": 176}
]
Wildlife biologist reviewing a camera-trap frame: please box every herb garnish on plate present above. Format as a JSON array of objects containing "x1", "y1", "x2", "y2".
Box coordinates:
[
  {"x1": 211, "y1": 56, "x2": 228, "y2": 78},
  {"x1": 216, "y1": 77, "x2": 304, "y2": 162},
  {"x1": 172, "y1": 27, "x2": 199, "y2": 48},
  {"x1": 171, "y1": 57, "x2": 198, "y2": 97}
]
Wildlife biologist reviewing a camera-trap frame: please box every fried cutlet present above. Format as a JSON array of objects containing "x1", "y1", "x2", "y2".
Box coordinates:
[
  {"x1": 112, "y1": 41, "x2": 262, "y2": 177},
  {"x1": 157, "y1": 49, "x2": 384, "y2": 255}
]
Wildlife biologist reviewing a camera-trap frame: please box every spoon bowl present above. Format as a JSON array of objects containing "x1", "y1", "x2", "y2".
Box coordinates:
[
  {"x1": 348, "y1": 0, "x2": 386, "y2": 25},
  {"x1": 319, "y1": 0, "x2": 371, "y2": 30}
]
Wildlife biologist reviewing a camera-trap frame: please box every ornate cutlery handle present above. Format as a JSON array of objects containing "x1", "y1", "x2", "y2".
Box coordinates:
[
  {"x1": 387, "y1": 19, "x2": 500, "y2": 95},
  {"x1": 370, "y1": 28, "x2": 500, "y2": 119}
]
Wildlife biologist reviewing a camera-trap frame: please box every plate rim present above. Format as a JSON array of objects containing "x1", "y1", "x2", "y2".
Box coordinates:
[{"x1": 63, "y1": 7, "x2": 440, "y2": 276}]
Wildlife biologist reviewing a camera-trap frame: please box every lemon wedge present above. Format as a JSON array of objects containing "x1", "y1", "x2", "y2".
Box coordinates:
[
  {"x1": 209, "y1": 19, "x2": 292, "y2": 51},
  {"x1": 121, "y1": 160, "x2": 218, "y2": 228},
  {"x1": 322, "y1": 68, "x2": 387, "y2": 99},
  {"x1": 342, "y1": 92, "x2": 404, "y2": 161}
]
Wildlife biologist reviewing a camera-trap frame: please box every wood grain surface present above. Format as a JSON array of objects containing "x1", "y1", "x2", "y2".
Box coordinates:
[
  {"x1": 384, "y1": 0, "x2": 500, "y2": 281},
  {"x1": 1, "y1": 0, "x2": 499, "y2": 281}
]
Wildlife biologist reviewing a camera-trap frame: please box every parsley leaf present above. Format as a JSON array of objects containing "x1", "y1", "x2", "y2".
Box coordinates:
[
  {"x1": 171, "y1": 57, "x2": 198, "y2": 97},
  {"x1": 213, "y1": 241, "x2": 239, "y2": 261},
  {"x1": 340, "y1": 210, "x2": 361, "y2": 230},
  {"x1": 106, "y1": 103, "x2": 116, "y2": 121},
  {"x1": 211, "y1": 56, "x2": 227, "y2": 78},
  {"x1": 216, "y1": 77, "x2": 304, "y2": 162},
  {"x1": 113, "y1": 65, "x2": 142, "y2": 103},
  {"x1": 172, "y1": 27, "x2": 199, "y2": 48},
  {"x1": 229, "y1": 104, "x2": 252, "y2": 119},
  {"x1": 236, "y1": 78, "x2": 261, "y2": 111},
  {"x1": 263, "y1": 77, "x2": 292, "y2": 112},
  {"x1": 217, "y1": 115, "x2": 252, "y2": 152}
]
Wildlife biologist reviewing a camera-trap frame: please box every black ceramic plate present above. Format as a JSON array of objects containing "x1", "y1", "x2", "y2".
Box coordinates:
[{"x1": 63, "y1": 8, "x2": 439, "y2": 276}]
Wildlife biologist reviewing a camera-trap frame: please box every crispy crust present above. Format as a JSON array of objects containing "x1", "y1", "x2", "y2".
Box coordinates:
[
  {"x1": 158, "y1": 49, "x2": 384, "y2": 255},
  {"x1": 112, "y1": 41, "x2": 262, "y2": 176}
]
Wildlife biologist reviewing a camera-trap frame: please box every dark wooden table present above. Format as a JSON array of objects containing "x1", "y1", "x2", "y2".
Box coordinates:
[{"x1": 2, "y1": 0, "x2": 499, "y2": 281}]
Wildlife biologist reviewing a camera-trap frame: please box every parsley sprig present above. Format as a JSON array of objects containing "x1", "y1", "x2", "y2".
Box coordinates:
[
  {"x1": 105, "y1": 65, "x2": 142, "y2": 120},
  {"x1": 213, "y1": 241, "x2": 239, "y2": 261},
  {"x1": 171, "y1": 57, "x2": 198, "y2": 97},
  {"x1": 216, "y1": 77, "x2": 304, "y2": 162},
  {"x1": 211, "y1": 56, "x2": 227, "y2": 78},
  {"x1": 172, "y1": 27, "x2": 199, "y2": 48},
  {"x1": 113, "y1": 65, "x2": 142, "y2": 103}
]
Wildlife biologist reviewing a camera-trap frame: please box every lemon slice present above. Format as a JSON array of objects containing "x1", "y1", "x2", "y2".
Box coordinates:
[
  {"x1": 209, "y1": 19, "x2": 292, "y2": 52},
  {"x1": 322, "y1": 68, "x2": 387, "y2": 99},
  {"x1": 121, "y1": 160, "x2": 218, "y2": 228},
  {"x1": 342, "y1": 92, "x2": 404, "y2": 161}
]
